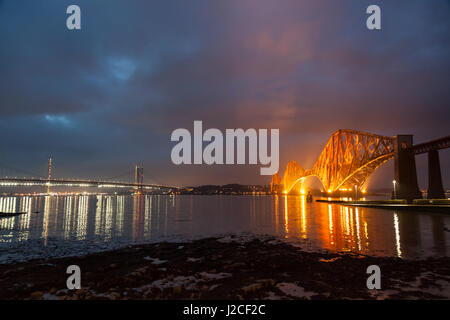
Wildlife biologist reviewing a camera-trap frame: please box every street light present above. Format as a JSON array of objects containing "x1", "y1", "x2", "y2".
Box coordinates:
[
  {"x1": 355, "y1": 185, "x2": 358, "y2": 200},
  {"x1": 392, "y1": 180, "x2": 397, "y2": 199}
]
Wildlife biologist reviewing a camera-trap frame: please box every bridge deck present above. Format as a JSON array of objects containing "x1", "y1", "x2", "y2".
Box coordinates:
[
  {"x1": 410, "y1": 135, "x2": 450, "y2": 154},
  {"x1": 0, "y1": 178, "x2": 174, "y2": 190}
]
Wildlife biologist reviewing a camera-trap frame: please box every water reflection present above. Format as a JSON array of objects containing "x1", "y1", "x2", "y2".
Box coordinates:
[
  {"x1": 0, "y1": 195, "x2": 448, "y2": 262},
  {"x1": 393, "y1": 213, "x2": 402, "y2": 258}
]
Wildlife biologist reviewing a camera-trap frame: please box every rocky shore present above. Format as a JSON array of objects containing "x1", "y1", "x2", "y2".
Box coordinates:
[{"x1": 0, "y1": 236, "x2": 449, "y2": 300}]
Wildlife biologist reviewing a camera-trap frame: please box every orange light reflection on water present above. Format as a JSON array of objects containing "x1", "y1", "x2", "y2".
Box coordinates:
[{"x1": 276, "y1": 196, "x2": 403, "y2": 256}]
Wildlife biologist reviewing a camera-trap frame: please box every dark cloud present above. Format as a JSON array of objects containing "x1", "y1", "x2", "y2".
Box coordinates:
[{"x1": 0, "y1": 0, "x2": 449, "y2": 187}]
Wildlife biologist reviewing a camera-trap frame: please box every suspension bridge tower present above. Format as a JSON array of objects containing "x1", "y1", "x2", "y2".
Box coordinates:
[
  {"x1": 47, "y1": 155, "x2": 52, "y2": 194},
  {"x1": 134, "y1": 164, "x2": 144, "y2": 194}
]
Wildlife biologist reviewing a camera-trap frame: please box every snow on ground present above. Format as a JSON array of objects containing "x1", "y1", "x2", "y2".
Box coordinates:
[
  {"x1": 198, "y1": 272, "x2": 232, "y2": 280},
  {"x1": 276, "y1": 282, "x2": 317, "y2": 299},
  {"x1": 143, "y1": 256, "x2": 167, "y2": 265},
  {"x1": 366, "y1": 272, "x2": 450, "y2": 299},
  {"x1": 133, "y1": 272, "x2": 233, "y2": 294},
  {"x1": 187, "y1": 257, "x2": 203, "y2": 263}
]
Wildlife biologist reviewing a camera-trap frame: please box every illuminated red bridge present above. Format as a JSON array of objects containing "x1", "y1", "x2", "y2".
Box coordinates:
[{"x1": 271, "y1": 130, "x2": 449, "y2": 201}]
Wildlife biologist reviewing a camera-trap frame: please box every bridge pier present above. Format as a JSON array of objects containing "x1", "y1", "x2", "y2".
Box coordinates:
[
  {"x1": 394, "y1": 135, "x2": 422, "y2": 202},
  {"x1": 427, "y1": 150, "x2": 445, "y2": 199},
  {"x1": 135, "y1": 164, "x2": 144, "y2": 193},
  {"x1": 47, "y1": 155, "x2": 52, "y2": 194}
]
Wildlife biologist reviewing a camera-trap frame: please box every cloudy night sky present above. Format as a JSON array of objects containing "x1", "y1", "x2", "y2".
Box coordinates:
[{"x1": 0, "y1": 0, "x2": 449, "y2": 188}]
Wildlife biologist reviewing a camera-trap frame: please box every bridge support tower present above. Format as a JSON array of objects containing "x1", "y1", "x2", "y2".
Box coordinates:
[
  {"x1": 47, "y1": 155, "x2": 52, "y2": 194},
  {"x1": 135, "y1": 164, "x2": 144, "y2": 193},
  {"x1": 394, "y1": 135, "x2": 422, "y2": 202},
  {"x1": 427, "y1": 150, "x2": 445, "y2": 199}
]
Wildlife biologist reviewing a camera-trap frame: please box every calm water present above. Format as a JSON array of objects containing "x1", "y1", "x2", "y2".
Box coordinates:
[{"x1": 0, "y1": 195, "x2": 449, "y2": 263}]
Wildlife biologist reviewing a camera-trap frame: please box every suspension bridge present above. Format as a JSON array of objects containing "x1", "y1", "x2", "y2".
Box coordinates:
[{"x1": 0, "y1": 158, "x2": 176, "y2": 193}]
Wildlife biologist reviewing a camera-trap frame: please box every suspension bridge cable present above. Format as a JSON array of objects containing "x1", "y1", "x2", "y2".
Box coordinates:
[
  {"x1": 104, "y1": 168, "x2": 165, "y2": 186},
  {"x1": 143, "y1": 171, "x2": 165, "y2": 186},
  {"x1": 0, "y1": 162, "x2": 46, "y2": 179},
  {"x1": 104, "y1": 169, "x2": 134, "y2": 182}
]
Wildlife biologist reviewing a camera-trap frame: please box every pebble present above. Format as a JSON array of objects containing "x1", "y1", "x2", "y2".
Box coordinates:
[
  {"x1": 30, "y1": 291, "x2": 43, "y2": 299},
  {"x1": 173, "y1": 286, "x2": 182, "y2": 294},
  {"x1": 256, "y1": 279, "x2": 276, "y2": 286},
  {"x1": 75, "y1": 288, "x2": 84, "y2": 295},
  {"x1": 242, "y1": 283, "x2": 263, "y2": 292}
]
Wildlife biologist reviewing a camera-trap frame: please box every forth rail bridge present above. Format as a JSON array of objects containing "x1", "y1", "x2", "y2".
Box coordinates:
[{"x1": 271, "y1": 130, "x2": 449, "y2": 201}]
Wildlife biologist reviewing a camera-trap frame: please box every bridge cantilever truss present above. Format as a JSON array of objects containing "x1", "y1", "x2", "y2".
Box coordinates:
[
  {"x1": 310, "y1": 129, "x2": 395, "y2": 191},
  {"x1": 275, "y1": 129, "x2": 395, "y2": 193}
]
